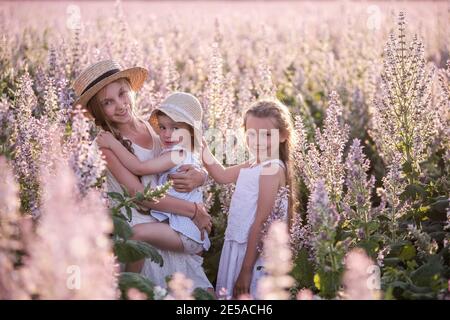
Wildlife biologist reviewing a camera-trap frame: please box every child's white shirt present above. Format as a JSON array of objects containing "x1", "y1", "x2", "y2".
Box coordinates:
[{"x1": 151, "y1": 145, "x2": 211, "y2": 250}]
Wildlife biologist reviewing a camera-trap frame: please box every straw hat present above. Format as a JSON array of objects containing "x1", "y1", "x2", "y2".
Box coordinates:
[
  {"x1": 149, "y1": 92, "x2": 203, "y2": 153},
  {"x1": 72, "y1": 60, "x2": 148, "y2": 113}
]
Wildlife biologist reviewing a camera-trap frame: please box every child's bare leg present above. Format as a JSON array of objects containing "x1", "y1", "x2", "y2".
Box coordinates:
[
  {"x1": 132, "y1": 222, "x2": 184, "y2": 252},
  {"x1": 125, "y1": 222, "x2": 184, "y2": 274}
]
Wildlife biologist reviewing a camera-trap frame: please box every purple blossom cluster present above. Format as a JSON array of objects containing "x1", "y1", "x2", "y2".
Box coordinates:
[
  {"x1": 370, "y1": 12, "x2": 437, "y2": 174},
  {"x1": 294, "y1": 91, "x2": 349, "y2": 204},
  {"x1": 65, "y1": 107, "x2": 106, "y2": 197}
]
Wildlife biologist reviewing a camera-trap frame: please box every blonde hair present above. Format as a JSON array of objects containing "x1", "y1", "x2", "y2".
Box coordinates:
[
  {"x1": 244, "y1": 99, "x2": 297, "y2": 227},
  {"x1": 87, "y1": 78, "x2": 138, "y2": 154}
]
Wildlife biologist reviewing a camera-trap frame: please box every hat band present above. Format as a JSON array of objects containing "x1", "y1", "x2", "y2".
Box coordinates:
[{"x1": 81, "y1": 68, "x2": 121, "y2": 95}]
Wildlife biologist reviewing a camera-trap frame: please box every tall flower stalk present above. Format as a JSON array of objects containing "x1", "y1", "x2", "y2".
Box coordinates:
[
  {"x1": 205, "y1": 42, "x2": 225, "y2": 130},
  {"x1": 10, "y1": 72, "x2": 41, "y2": 215},
  {"x1": 370, "y1": 12, "x2": 437, "y2": 183},
  {"x1": 376, "y1": 155, "x2": 410, "y2": 243},
  {"x1": 306, "y1": 180, "x2": 347, "y2": 299},
  {"x1": 65, "y1": 106, "x2": 106, "y2": 197},
  {"x1": 294, "y1": 91, "x2": 349, "y2": 204},
  {"x1": 343, "y1": 139, "x2": 376, "y2": 242}
]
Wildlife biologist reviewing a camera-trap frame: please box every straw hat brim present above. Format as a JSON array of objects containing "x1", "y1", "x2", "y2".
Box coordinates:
[
  {"x1": 73, "y1": 67, "x2": 148, "y2": 113},
  {"x1": 149, "y1": 106, "x2": 202, "y2": 152}
]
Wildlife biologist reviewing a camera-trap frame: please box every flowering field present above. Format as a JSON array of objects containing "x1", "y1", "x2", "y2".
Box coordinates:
[{"x1": 0, "y1": 0, "x2": 449, "y2": 300}]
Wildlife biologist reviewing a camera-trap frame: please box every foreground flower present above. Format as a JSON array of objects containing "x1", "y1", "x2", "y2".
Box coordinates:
[
  {"x1": 341, "y1": 248, "x2": 381, "y2": 300},
  {"x1": 165, "y1": 272, "x2": 194, "y2": 300},
  {"x1": 21, "y1": 161, "x2": 118, "y2": 299},
  {"x1": 296, "y1": 288, "x2": 314, "y2": 300},
  {"x1": 257, "y1": 221, "x2": 294, "y2": 300},
  {"x1": 0, "y1": 157, "x2": 29, "y2": 299}
]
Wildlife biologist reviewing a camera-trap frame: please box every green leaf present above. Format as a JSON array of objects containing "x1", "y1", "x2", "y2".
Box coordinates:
[
  {"x1": 410, "y1": 255, "x2": 444, "y2": 287},
  {"x1": 399, "y1": 244, "x2": 416, "y2": 261},
  {"x1": 389, "y1": 240, "x2": 410, "y2": 256},
  {"x1": 427, "y1": 198, "x2": 449, "y2": 220},
  {"x1": 119, "y1": 272, "x2": 155, "y2": 299},
  {"x1": 383, "y1": 257, "x2": 401, "y2": 267},
  {"x1": 114, "y1": 240, "x2": 164, "y2": 266},
  {"x1": 112, "y1": 215, "x2": 133, "y2": 240},
  {"x1": 316, "y1": 270, "x2": 340, "y2": 299},
  {"x1": 291, "y1": 248, "x2": 315, "y2": 288},
  {"x1": 402, "y1": 183, "x2": 427, "y2": 201},
  {"x1": 135, "y1": 192, "x2": 144, "y2": 202},
  {"x1": 193, "y1": 288, "x2": 215, "y2": 300},
  {"x1": 120, "y1": 184, "x2": 130, "y2": 198},
  {"x1": 107, "y1": 192, "x2": 124, "y2": 202},
  {"x1": 367, "y1": 221, "x2": 380, "y2": 233},
  {"x1": 125, "y1": 206, "x2": 132, "y2": 222},
  {"x1": 358, "y1": 240, "x2": 379, "y2": 257},
  {"x1": 401, "y1": 160, "x2": 413, "y2": 175}
]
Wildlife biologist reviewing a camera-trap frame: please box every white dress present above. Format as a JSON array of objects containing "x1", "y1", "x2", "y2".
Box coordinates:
[
  {"x1": 215, "y1": 159, "x2": 288, "y2": 299},
  {"x1": 106, "y1": 122, "x2": 212, "y2": 290}
]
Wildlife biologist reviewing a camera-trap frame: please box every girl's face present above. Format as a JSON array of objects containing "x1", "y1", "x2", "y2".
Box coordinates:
[
  {"x1": 157, "y1": 114, "x2": 193, "y2": 150},
  {"x1": 96, "y1": 80, "x2": 134, "y2": 125},
  {"x1": 245, "y1": 114, "x2": 287, "y2": 161}
]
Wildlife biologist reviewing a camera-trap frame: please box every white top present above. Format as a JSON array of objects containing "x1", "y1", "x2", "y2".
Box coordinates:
[
  {"x1": 106, "y1": 122, "x2": 162, "y2": 223},
  {"x1": 225, "y1": 159, "x2": 288, "y2": 243},
  {"x1": 151, "y1": 146, "x2": 211, "y2": 250}
]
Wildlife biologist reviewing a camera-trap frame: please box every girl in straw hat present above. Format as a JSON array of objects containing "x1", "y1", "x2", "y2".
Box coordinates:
[
  {"x1": 96, "y1": 92, "x2": 211, "y2": 260},
  {"x1": 73, "y1": 60, "x2": 213, "y2": 291}
]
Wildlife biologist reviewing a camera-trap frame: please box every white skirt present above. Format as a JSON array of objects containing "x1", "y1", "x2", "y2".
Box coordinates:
[
  {"x1": 215, "y1": 239, "x2": 265, "y2": 299},
  {"x1": 129, "y1": 211, "x2": 213, "y2": 290}
]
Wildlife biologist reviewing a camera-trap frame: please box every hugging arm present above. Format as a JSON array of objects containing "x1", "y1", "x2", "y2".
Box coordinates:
[
  {"x1": 169, "y1": 164, "x2": 208, "y2": 193},
  {"x1": 107, "y1": 137, "x2": 180, "y2": 176}
]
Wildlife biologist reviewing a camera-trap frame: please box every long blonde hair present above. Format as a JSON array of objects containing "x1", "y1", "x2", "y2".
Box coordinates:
[
  {"x1": 87, "y1": 78, "x2": 138, "y2": 154},
  {"x1": 244, "y1": 99, "x2": 297, "y2": 227}
]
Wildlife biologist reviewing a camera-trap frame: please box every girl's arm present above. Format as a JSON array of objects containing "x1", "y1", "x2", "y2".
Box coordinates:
[
  {"x1": 232, "y1": 163, "x2": 284, "y2": 298},
  {"x1": 101, "y1": 148, "x2": 212, "y2": 234},
  {"x1": 202, "y1": 139, "x2": 249, "y2": 184},
  {"x1": 107, "y1": 136, "x2": 180, "y2": 176}
]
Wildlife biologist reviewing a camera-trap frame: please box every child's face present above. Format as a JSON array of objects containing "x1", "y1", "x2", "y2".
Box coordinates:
[
  {"x1": 97, "y1": 79, "x2": 134, "y2": 124},
  {"x1": 245, "y1": 114, "x2": 286, "y2": 161},
  {"x1": 157, "y1": 114, "x2": 192, "y2": 150}
]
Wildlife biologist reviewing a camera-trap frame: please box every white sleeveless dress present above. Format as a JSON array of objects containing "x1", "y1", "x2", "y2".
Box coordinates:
[
  {"x1": 106, "y1": 122, "x2": 212, "y2": 290},
  {"x1": 215, "y1": 159, "x2": 288, "y2": 299}
]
